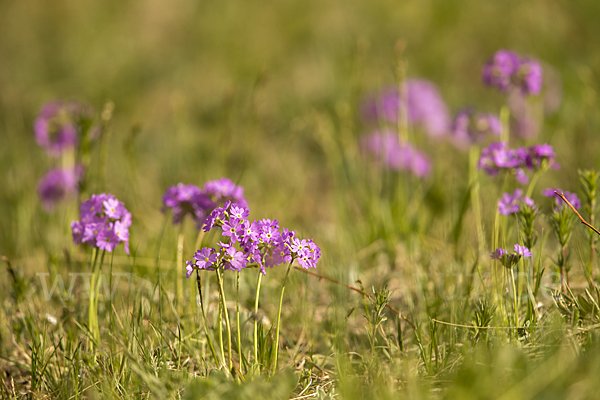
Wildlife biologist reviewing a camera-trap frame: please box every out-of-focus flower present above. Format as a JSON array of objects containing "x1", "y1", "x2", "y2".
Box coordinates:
[
  {"x1": 450, "y1": 108, "x2": 502, "y2": 148},
  {"x1": 162, "y1": 178, "x2": 248, "y2": 229},
  {"x1": 542, "y1": 188, "x2": 581, "y2": 211},
  {"x1": 72, "y1": 193, "x2": 131, "y2": 254},
  {"x1": 361, "y1": 79, "x2": 450, "y2": 138},
  {"x1": 479, "y1": 142, "x2": 558, "y2": 184},
  {"x1": 482, "y1": 50, "x2": 543, "y2": 96},
  {"x1": 497, "y1": 189, "x2": 534, "y2": 216},
  {"x1": 34, "y1": 101, "x2": 94, "y2": 156},
  {"x1": 37, "y1": 167, "x2": 79, "y2": 211},
  {"x1": 482, "y1": 50, "x2": 520, "y2": 93},
  {"x1": 360, "y1": 130, "x2": 432, "y2": 177},
  {"x1": 490, "y1": 244, "x2": 532, "y2": 268}
]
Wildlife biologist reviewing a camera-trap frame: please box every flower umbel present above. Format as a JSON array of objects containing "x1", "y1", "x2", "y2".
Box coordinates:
[{"x1": 71, "y1": 193, "x2": 131, "y2": 254}]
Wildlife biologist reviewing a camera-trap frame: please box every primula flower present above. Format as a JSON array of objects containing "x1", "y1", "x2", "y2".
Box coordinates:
[
  {"x1": 187, "y1": 201, "x2": 321, "y2": 277},
  {"x1": 37, "y1": 167, "x2": 78, "y2": 211},
  {"x1": 360, "y1": 130, "x2": 431, "y2": 177},
  {"x1": 451, "y1": 108, "x2": 502, "y2": 149},
  {"x1": 361, "y1": 79, "x2": 450, "y2": 138},
  {"x1": 162, "y1": 178, "x2": 248, "y2": 229},
  {"x1": 482, "y1": 50, "x2": 520, "y2": 92},
  {"x1": 482, "y1": 50, "x2": 543, "y2": 96},
  {"x1": 34, "y1": 101, "x2": 94, "y2": 156},
  {"x1": 497, "y1": 189, "x2": 534, "y2": 216},
  {"x1": 72, "y1": 193, "x2": 131, "y2": 254},
  {"x1": 490, "y1": 244, "x2": 532, "y2": 268},
  {"x1": 542, "y1": 188, "x2": 581, "y2": 210},
  {"x1": 479, "y1": 142, "x2": 558, "y2": 183}
]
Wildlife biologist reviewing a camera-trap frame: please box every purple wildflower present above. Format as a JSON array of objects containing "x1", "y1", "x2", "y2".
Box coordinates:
[
  {"x1": 360, "y1": 130, "x2": 431, "y2": 177},
  {"x1": 72, "y1": 193, "x2": 131, "y2": 254},
  {"x1": 542, "y1": 188, "x2": 580, "y2": 210},
  {"x1": 162, "y1": 183, "x2": 207, "y2": 227},
  {"x1": 34, "y1": 101, "x2": 95, "y2": 156},
  {"x1": 517, "y1": 59, "x2": 543, "y2": 96},
  {"x1": 514, "y1": 244, "x2": 532, "y2": 258},
  {"x1": 37, "y1": 167, "x2": 78, "y2": 211},
  {"x1": 497, "y1": 189, "x2": 535, "y2": 215},
  {"x1": 193, "y1": 248, "x2": 219, "y2": 271},
  {"x1": 482, "y1": 50, "x2": 543, "y2": 96},
  {"x1": 490, "y1": 244, "x2": 531, "y2": 268},
  {"x1": 222, "y1": 245, "x2": 247, "y2": 271},
  {"x1": 482, "y1": 50, "x2": 521, "y2": 92},
  {"x1": 478, "y1": 142, "x2": 527, "y2": 179},
  {"x1": 203, "y1": 178, "x2": 248, "y2": 210},
  {"x1": 451, "y1": 108, "x2": 502, "y2": 149},
  {"x1": 361, "y1": 79, "x2": 450, "y2": 138},
  {"x1": 222, "y1": 218, "x2": 243, "y2": 243},
  {"x1": 497, "y1": 189, "x2": 524, "y2": 216},
  {"x1": 491, "y1": 248, "x2": 508, "y2": 260}
]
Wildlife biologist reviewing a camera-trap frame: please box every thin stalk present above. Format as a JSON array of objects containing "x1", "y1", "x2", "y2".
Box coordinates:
[
  {"x1": 216, "y1": 269, "x2": 233, "y2": 372},
  {"x1": 196, "y1": 270, "x2": 219, "y2": 366},
  {"x1": 469, "y1": 145, "x2": 485, "y2": 254},
  {"x1": 253, "y1": 271, "x2": 263, "y2": 371},
  {"x1": 510, "y1": 268, "x2": 519, "y2": 329},
  {"x1": 176, "y1": 224, "x2": 185, "y2": 315},
  {"x1": 88, "y1": 248, "x2": 99, "y2": 349},
  {"x1": 217, "y1": 292, "x2": 225, "y2": 369},
  {"x1": 272, "y1": 261, "x2": 293, "y2": 374},
  {"x1": 236, "y1": 271, "x2": 243, "y2": 376}
]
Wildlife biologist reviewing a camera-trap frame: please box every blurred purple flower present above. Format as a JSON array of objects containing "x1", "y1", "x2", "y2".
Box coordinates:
[
  {"x1": 451, "y1": 108, "x2": 502, "y2": 148},
  {"x1": 34, "y1": 101, "x2": 94, "y2": 156},
  {"x1": 491, "y1": 248, "x2": 508, "y2": 260},
  {"x1": 498, "y1": 189, "x2": 524, "y2": 215},
  {"x1": 361, "y1": 79, "x2": 450, "y2": 138},
  {"x1": 542, "y1": 188, "x2": 581, "y2": 210},
  {"x1": 479, "y1": 142, "x2": 557, "y2": 183},
  {"x1": 360, "y1": 130, "x2": 431, "y2": 177},
  {"x1": 162, "y1": 178, "x2": 247, "y2": 229},
  {"x1": 482, "y1": 50, "x2": 520, "y2": 92},
  {"x1": 482, "y1": 50, "x2": 543, "y2": 96},
  {"x1": 38, "y1": 167, "x2": 78, "y2": 211}
]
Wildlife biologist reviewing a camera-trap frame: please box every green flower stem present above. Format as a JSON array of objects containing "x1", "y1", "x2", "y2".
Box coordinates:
[
  {"x1": 89, "y1": 249, "x2": 105, "y2": 359},
  {"x1": 196, "y1": 270, "x2": 219, "y2": 366},
  {"x1": 236, "y1": 271, "x2": 243, "y2": 376},
  {"x1": 272, "y1": 260, "x2": 294, "y2": 374},
  {"x1": 176, "y1": 226, "x2": 185, "y2": 315},
  {"x1": 216, "y1": 269, "x2": 233, "y2": 372},
  {"x1": 253, "y1": 271, "x2": 263, "y2": 371},
  {"x1": 217, "y1": 287, "x2": 225, "y2": 368},
  {"x1": 469, "y1": 145, "x2": 485, "y2": 255},
  {"x1": 510, "y1": 267, "x2": 519, "y2": 329}
]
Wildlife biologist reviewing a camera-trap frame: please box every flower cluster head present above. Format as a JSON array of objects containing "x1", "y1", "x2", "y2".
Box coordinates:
[
  {"x1": 542, "y1": 188, "x2": 581, "y2": 211},
  {"x1": 482, "y1": 50, "x2": 543, "y2": 96},
  {"x1": 162, "y1": 178, "x2": 247, "y2": 229},
  {"x1": 478, "y1": 142, "x2": 558, "y2": 183},
  {"x1": 450, "y1": 108, "x2": 502, "y2": 148},
  {"x1": 186, "y1": 201, "x2": 321, "y2": 278},
  {"x1": 497, "y1": 189, "x2": 535, "y2": 216},
  {"x1": 34, "y1": 101, "x2": 95, "y2": 156},
  {"x1": 491, "y1": 244, "x2": 532, "y2": 268},
  {"x1": 361, "y1": 79, "x2": 450, "y2": 138},
  {"x1": 37, "y1": 166, "x2": 83, "y2": 211},
  {"x1": 71, "y1": 193, "x2": 131, "y2": 254},
  {"x1": 360, "y1": 130, "x2": 431, "y2": 177}
]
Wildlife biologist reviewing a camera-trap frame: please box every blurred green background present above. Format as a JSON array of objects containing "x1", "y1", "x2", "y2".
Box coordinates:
[{"x1": 2, "y1": 0, "x2": 600, "y2": 297}]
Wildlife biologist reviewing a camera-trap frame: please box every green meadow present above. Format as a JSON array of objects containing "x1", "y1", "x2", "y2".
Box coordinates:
[{"x1": 3, "y1": 0, "x2": 600, "y2": 398}]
